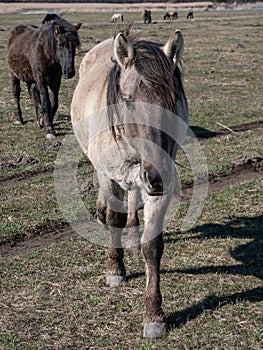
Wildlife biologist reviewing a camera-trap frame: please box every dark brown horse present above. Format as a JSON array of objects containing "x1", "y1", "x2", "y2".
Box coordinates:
[
  {"x1": 6, "y1": 17, "x2": 81, "y2": 138},
  {"x1": 164, "y1": 11, "x2": 178, "y2": 20},
  {"x1": 142, "y1": 9, "x2": 152, "y2": 24},
  {"x1": 71, "y1": 29, "x2": 188, "y2": 337}
]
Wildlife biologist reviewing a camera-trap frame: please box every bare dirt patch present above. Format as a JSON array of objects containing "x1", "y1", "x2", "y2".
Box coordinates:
[{"x1": 1, "y1": 156, "x2": 262, "y2": 259}]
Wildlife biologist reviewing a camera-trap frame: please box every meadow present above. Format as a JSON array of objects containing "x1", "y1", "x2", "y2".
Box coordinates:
[{"x1": 0, "y1": 8, "x2": 263, "y2": 349}]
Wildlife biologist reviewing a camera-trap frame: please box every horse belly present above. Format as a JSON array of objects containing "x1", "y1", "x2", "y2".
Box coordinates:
[
  {"x1": 7, "y1": 51, "x2": 33, "y2": 82},
  {"x1": 7, "y1": 32, "x2": 34, "y2": 83}
]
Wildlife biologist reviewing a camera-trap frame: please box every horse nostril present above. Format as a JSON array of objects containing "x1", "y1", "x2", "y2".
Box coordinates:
[
  {"x1": 143, "y1": 170, "x2": 148, "y2": 184},
  {"x1": 143, "y1": 169, "x2": 163, "y2": 194},
  {"x1": 64, "y1": 70, "x2": 75, "y2": 79}
]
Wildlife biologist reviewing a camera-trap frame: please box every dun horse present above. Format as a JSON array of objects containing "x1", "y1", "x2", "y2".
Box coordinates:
[
  {"x1": 6, "y1": 17, "x2": 81, "y2": 138},
  {"x1": 71, "y1": 29, "x2": 188, "y2": 337},
  {"x1": 111, "y1": 13, "x2": 124, "y2": 23}
]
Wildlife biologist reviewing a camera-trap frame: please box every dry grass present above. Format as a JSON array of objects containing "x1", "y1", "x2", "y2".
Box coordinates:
[{"x1": 0, "y1": 8, "x2": 263, "y2": 349}]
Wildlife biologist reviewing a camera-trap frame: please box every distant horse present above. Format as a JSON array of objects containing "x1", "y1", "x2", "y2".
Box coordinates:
[
  {"x1": 71, "y1": 28, "x2": 188, "y2": 338},
  {"x1": 187, "y1": 9, "x2": 194, "y2": 19},
  {"x1": 111, "y1": 13, "x2": 124, "y2": 23},
  {"x1": 164, "y1": 11, "x2": 178, "y2": 20},
  {"x1": 6, "y1": 17, "x2": 81, "y2": 138},
  {"x1": 42, "y1": 13, "x2": 59, "y2": 24},
  {"x1": 142, "y1": 9, "x2": 152, "y2": 24}
]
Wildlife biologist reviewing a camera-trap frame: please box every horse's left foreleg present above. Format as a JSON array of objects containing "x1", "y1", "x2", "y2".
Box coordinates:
[
  {"x1": 141, "y1": 195, "x2": 171, "y2": 338},
  {"x1": 141, "y1": 233, "x2": 166, "y2": 337},
  {"x1": 38, "y1": 82, "x2": 54, "y2": 138},
  {"x1": 49, "y1": 79, "x2": 61, "y2": 124}
]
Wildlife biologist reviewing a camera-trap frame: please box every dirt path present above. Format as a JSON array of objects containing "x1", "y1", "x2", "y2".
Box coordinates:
[{"x1": 1, "y1": 154, "x2": 262, "y2": 259}]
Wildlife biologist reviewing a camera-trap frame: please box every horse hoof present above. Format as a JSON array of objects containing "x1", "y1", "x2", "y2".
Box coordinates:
[
  {"x1": 46, "y1": 133, "x2": 56, "y2": 139},
  {"x1": 37, "y1": 118, "x2": 44, "y2": 128},
  {"x1": 143, "y1": 322, "x2": 167, "y2": 338},
  {"x1": 106, "y1": 275, "x2": 126, "y2": 287},
  {"x1": 14, "y1": 120, "x2": 23, "y2": 125}
]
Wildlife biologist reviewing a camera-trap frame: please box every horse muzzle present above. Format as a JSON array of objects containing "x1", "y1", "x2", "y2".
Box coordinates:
[
  {"x1": 141, "y1": 161, "x2": 166, "y2": 196},
  {"x1": 64, "y1": 69, "x2": 75, "y2": 79}
]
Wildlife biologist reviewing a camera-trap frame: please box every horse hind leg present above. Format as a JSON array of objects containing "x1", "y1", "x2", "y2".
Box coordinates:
[
  {"x1": 11, "y1": 75, "x2": 23, "y2": 124},
  {"x1": 125, "y1": 211, "x2": 141, "y2": 255},
  {"x1": 125, "y1": 190, "x2": 142, "y2": 255}
]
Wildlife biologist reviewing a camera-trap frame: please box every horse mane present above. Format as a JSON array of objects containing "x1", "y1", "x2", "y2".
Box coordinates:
[
  {"x1": 107, "y1": 34, "x2": 183, "y2": 140},
  {"x1": 45, "y1": 17, "x2": 80, "y2": 59}
]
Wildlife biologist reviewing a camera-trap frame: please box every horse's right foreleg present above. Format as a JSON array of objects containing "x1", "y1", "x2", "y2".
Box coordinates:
[
  {"x1": 107, "y1": 207, "x2": 127, "y2": 287},
  {"x1": 38, "y1": 83, "x2": 55, "y2": 138},
  {"x1": 99, "y1": 179, "x2": 127, "y2": 287},
  {"x1": 11, "y1": 75, "x2": 23, "y2": 124}
]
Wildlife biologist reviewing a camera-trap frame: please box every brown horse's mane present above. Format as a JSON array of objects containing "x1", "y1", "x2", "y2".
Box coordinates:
[{"x1": 107, "y1": 34, "x2": 183, "y2": 140}]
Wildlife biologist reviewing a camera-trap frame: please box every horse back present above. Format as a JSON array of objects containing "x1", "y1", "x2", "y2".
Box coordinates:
[
  {"x1": 7, "y1": 25, "x2": 40, "y2": 82},
  {"x1": 71, "y1": 38, "x2": 114, "y2": 125},
  {"x1": 7, "y1": 24, "x2": 36, "y2": 44}
]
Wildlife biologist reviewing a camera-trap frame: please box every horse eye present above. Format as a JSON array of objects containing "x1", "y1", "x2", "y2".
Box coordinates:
[{"x1": 122, "y1": 96, "x2": 134, "y2": 103}]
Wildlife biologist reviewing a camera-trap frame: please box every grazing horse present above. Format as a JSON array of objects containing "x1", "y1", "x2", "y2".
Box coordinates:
[
  {"x1": 71, "y1": 28, "x2": 188, "y2": 338},
  {"x1": 142, "y1": 9, "x2": 152, "y2": 24},
  {"x1": 42, "y1": 13, "x2": 59, "y2": 24},
  {"x1": 164, "y1": 11, "x2": 178, "y2": 20},
  {"x1": 187, "y1": 9, "x2": 194, "y2": 19},
  {"x1": 111, "y1": 13, "x2": 124, "y2": 23},
  {"x1": 6, "y1": 17, "x2": 81, "y2": 138}
]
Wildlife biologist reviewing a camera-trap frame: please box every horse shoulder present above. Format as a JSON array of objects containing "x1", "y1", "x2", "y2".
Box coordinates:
[{"x1": 79, "y1": 38, "x2": 113, "y2": 78}]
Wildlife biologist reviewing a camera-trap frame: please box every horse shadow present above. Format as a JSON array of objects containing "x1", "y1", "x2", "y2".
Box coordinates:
[
  {"x1": 188, "y1": 125, "x2": 222, "y2": 139},
  {"x1": 165, "y1": 214, "x2": 263, "y2": 330}
]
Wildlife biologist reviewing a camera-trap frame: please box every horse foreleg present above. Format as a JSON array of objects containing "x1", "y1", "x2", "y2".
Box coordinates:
[
  {"x1": 107, "y1": 208, "x2": 127, "y2": 287},
  {"x1": 11, "y1": 75, "x2": 23, "y2": 124},
  {"x1": 141, "y1": 196, "x2": 171, "y2": 338},
  {"x1": 38, "y1": 83, "x2": 55, "y2": 138},
  {"x1": 49, "y1": 79, "x2": 61, "y2": 125},
  {"x1": 103, "y1": 181, "x2": 127, "y2": 287},
  {"x1": 141, "y1": 233, "x2": 166, "y2": 337}
]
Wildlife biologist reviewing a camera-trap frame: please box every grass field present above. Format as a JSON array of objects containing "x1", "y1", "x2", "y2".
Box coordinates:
[{"x1": 0, "y1": 8, "x2": 263, "y2": 349}]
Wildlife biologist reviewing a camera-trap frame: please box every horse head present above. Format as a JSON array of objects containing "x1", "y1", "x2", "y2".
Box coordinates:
[
  {"x1": 108, "y1": 30, "x2": 186, "y2": 195},
  {"x1": 52, "y1": 19, "x2": 81, "y2": 79}
]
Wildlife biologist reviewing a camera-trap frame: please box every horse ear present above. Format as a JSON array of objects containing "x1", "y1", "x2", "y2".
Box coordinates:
[
  {"x1": 163, "y1": 30, "x2": 184, "y2": 64},
  {"x1": 114, "y1": 33, "x2": 134, "y2": 70},
  {"x1": 75, "y1": 23, "x2": 82, "y2": 31}
]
